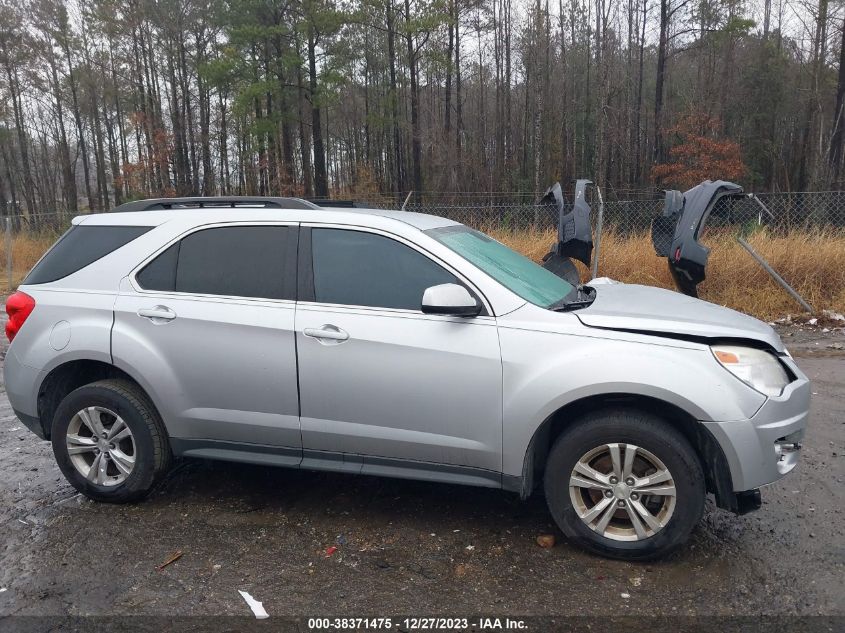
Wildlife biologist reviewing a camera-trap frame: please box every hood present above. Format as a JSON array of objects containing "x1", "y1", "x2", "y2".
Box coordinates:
[{"x1": 576, "y1": 283, "x2": 784, "y2": 352}]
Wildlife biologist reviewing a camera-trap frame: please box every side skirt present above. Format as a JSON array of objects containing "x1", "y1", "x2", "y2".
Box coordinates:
[{"x1": 170, "y1": 438, "x2": 507, "y2": 490}]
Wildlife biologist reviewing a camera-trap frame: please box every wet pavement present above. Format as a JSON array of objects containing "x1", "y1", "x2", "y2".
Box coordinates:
[{"x1": 0, "y1": 325, "x2": 842, "y2": 618}]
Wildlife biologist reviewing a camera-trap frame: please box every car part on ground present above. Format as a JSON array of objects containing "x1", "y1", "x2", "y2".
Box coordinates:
[
  {"x1": 651, "y1": 180, "x2": 744, "y2": 297},
  {"x1": 541, "y1": 180, "x2": 594, "y2": 285}
]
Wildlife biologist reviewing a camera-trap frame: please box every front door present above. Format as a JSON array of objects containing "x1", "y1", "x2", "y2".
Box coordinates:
[{"x1": 295, "y1": 226, "x2": 503, "y2": 480}]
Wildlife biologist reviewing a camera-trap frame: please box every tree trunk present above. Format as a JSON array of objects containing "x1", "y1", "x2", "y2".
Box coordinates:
[
  {"x1": 387, "y1": 0, "x2": 403, "y2": 196},
  {"x1": 445, "y1": 2, "x2": 454, "y2": 135},
  {"x1": 454, "y1": 0, "x2": 463, "y2": 186},
  {"x1": 635, "y1": 0, "x2": 647, "y2": 182},
  {"x1": 46, "y1": 43, "x2": 77, "y2": 212},
  {"x1": 308, "y1": 28, "x2": 328, "y2": 198},
  {"x1": 2, "y1": 60, "x2": 37, "y2": 214},
  {"x1": 405, "y1": 0, "x2": 423, "y2": 201},
  {"x1": 61, "y1": 34, "x2": 95, "y2": 209},
  {"x1": 654, "y1": 0, "x2": 669, "y2": 165},
  {"x1": 295, "y1": 37, "x2": 314, "y2": 197},
  {"x1": 829, "y1": 17, "x2": 845, "y2": 184}
]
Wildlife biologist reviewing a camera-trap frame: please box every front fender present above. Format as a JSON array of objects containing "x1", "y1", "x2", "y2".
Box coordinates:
[{"x1": 498, "y1": 326, "x2": 766, "y2": 477}]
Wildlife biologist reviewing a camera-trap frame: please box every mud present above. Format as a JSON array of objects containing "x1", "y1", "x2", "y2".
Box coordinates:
[{"x1": 0, "y1": 325, "x2": 842, "y2": 617}]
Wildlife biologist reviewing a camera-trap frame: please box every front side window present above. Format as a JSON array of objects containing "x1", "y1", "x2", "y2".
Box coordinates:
[
  {"x1": 426, "y1": 225, "x2": 575, "y2": 308},
  {"x1": 136, "y1": 225, "x2": 292, "y2": 300},
  {"x1": 310, "y1": 228, "x2": 458, "y2": 310}
]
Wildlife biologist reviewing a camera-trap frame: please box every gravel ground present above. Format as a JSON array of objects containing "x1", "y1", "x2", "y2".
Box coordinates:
[{"x1": 0, "y1": 321, "x2": 842, "y2": 618}]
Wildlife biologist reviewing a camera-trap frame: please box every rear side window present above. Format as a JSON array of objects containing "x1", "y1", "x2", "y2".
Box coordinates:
[
  {"x1": 135, "y1": 243, "x2": 178, "y2": 291},
  {"x1": 136, "y1": 225, "x2": 294, "y2": 300},
  {"x1": 24, "y1": 225, "x2": 151, "y2": 284},
  {"x1": 310, "y1": 228, "x2": 458, "y2": 310}
]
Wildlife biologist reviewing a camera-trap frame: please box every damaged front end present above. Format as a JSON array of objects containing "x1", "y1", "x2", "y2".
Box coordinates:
[
  {"x1": 650, "y1": 180, "x2": 745, "y2": 297},
  {"x1": 541, "y1": 180, "x2": 594, "y2": 285}
]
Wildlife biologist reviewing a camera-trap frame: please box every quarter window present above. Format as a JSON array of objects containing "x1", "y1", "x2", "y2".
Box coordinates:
[
  {"x1": 24, "y1": 225, "x2": 151, "y2": 285},
  {"x1": 310, "y1": 228, "x2": 460, "y2": 310},
  {"x1": 136, "y1": 225, "x2": 293, "y2": 300}
]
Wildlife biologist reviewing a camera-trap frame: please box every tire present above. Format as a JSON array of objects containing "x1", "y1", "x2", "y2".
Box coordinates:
[
  {"x1": 544, "y1": 408, "x2": 705, "y2": 560},
  {"x1": 51, "y1": 379, "x2": 172, "y2": 503}
]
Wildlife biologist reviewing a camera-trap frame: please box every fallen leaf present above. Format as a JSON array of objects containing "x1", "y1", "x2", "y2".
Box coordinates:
[{"x1": 156, "y1": 550, "x2": 183, "y2": 571}]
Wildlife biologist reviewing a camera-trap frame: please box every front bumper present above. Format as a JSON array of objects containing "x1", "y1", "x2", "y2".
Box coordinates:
[{"x1": 701, "y1": 360, "x2": 809, "y2": 493}]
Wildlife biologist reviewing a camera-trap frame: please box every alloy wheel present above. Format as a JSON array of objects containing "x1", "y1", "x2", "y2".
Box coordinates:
[
  {"x1": 65, "y1": 406, "x2": 136, "y2": 487},
  {"x1": 569, "y1": 443, "x2": 676, "y2": 541}
]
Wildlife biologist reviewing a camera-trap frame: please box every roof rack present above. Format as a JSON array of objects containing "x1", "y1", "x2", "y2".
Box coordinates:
[
  {"x1": 111, "y1": 196, "x2": 321, "y2": 213},
  {"x1": 307, "y1": 198, "x2": 368, "y2": 208}
]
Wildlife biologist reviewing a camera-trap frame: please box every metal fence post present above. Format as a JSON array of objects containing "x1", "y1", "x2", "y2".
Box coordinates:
[
  {"x1": 5, "y1": 217, "x2": 11, "y2": 292},
  {"x1": 400, "y1": 191, "x2": 413, "y2": 211},
  {"x1": 592, "y1": 186, "x2": 605, "y2": 279},
  {"x1": 736, "y1": 237, "x2": 814, "y2": 314},
  {"x1": 748, "y1": 193, "x2": 775, "y2": 222}
]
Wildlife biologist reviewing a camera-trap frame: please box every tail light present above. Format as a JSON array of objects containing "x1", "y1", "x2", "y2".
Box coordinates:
[{"x1": 5, "y1": 291, "x2": 36, "y2": 342}]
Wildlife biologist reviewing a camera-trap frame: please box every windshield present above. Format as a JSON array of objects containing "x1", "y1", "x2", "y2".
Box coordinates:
[{"x1": 426, "y1": 225, "x2": 575, "y2": 308}]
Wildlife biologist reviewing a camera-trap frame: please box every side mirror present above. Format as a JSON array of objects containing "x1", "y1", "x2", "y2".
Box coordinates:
[{"x1": 421, "y1": 283, "x2": 481, "y2": 317}]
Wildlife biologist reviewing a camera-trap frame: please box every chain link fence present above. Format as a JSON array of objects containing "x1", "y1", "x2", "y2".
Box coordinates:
[
  {"x1": 2, "y1": 190, "x2": 844, "y2": 291},
  {"x1": 359, "y1": 190, "x2": 845, "y2": 234}
]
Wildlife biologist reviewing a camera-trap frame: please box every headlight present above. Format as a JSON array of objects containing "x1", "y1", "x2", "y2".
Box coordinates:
[{"x1": 711, "y1": 344, "x2": 790, "y2": 397}]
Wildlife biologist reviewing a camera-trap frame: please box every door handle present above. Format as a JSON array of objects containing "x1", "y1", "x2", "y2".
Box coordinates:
[
  {"x1": 137, "y1": 306, "x2": 177, "y2": 322},
  {"x1": 303, "y1": 325, "x2": 349, "y2": 342}
]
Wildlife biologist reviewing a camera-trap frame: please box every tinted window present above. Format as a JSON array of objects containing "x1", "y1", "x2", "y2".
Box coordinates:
[
  {"x1": 136, "y1": 226, "x2": 292, "y2": 300},
  {"x1": 311, "y1": 228, "x2": 458, "y2": 310},
  {"x1": 24, "y1": 225, "x2": 151, "y2": 284},
  {"x1": 136, "y1": 243, "x2": 178, "y2": 291}
]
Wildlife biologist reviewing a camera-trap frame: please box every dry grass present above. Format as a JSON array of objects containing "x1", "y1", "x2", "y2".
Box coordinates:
[
  {"x1": 489, "y1": 227, "x2": 845, "y2": 320},
  {"x1": 1, "y1": 228, "x2": 843, "y2": 320},
  {"x1": 0, "y1": 233, "x2": 57, "y2": 289}
]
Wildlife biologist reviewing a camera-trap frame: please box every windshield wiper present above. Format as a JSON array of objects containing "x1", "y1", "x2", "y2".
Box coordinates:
[
  {"x1": 549, "y1": 285, "x2": 596, "y2": 312},
  {"x1": 552, "y1": 298, "x2": 594, "y2": 312}
]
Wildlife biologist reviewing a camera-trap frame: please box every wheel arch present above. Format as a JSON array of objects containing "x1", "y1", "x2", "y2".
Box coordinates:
[
  {"x1": 36, "y1": 359, "x2": 158, "y2": 440},
  {"x1": 514, "y1": 393, "x2": 735, "y2": 510}
]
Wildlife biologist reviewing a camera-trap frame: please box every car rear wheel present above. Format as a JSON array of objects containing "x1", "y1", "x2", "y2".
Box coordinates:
[
  {"x1": 544, "y1": 408, "x2": 705, "y2": 560},
  {"x1": 51, "y1": 379, "x2": 171, "y2": 503}
]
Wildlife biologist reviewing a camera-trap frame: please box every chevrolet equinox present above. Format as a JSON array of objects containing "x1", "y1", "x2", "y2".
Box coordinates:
[{"x1": 3, "y1": 197, "x2": 809, "y2": 560}]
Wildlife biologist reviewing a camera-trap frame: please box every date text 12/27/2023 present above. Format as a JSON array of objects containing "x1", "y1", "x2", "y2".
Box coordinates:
[{"x1": 306, "y1": 617, "x2": 528, "y2": 630}]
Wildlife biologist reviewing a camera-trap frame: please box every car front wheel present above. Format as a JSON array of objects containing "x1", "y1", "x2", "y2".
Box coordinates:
[{"x1": 544, "y1": 408, "x2": 705, "y2": 560}]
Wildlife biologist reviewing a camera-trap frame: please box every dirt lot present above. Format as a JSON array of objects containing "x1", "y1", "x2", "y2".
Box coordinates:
[{"x1": 0, "y1": 322, "x2": 843, "y2": 620}]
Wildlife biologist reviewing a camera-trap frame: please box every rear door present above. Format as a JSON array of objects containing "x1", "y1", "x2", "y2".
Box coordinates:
[
  {"x1": 111, "y1": 222, "x2": 302, "y2": 463},
  {"x1": 294, "y1": 225, "x2": 503, "y2": 482}
]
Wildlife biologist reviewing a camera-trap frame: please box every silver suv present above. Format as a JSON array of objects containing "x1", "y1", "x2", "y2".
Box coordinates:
[{"x1": 3, "y1": 197, "x2": 809, "y2": 559}]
